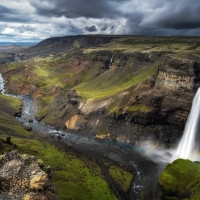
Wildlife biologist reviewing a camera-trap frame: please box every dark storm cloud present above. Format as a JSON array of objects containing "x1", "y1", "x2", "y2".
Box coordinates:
[
  {"x1": 84, "y1": 25, "x2": 97, "y2": 32},
  {"x1": 0, "y1": 5, "x2": 33, "y2": 23},
  {"x1": 101, "y1": 25, "x2": 107, "y2": 31},
  {"x1": 0, "y1": 0, "x2": 200, "y2": 42},
  {"x1": 51, "y1": 23, "x2": 83, "y2": 37},
  {"x1": 144, "y1": 0, "x2": 200, "y2": 29},
  {"x1": 28, "y1": 0, "x2": 125, "y2": 19},
  {"x1": 27, "y1": 0, "x2": 200, "y2": 35},
  {"x1": 16, "y1": 25, "x2": 37, "y2": 33},
  {"x1": 150, "y1": 2, "x2": 200, "y2": 30},
  {"x1": 0, "y1": 5, "x2": 9, "y2": 13},
  {"x1": 125, "y1": 0, "x2": 200, "y2": 35}
]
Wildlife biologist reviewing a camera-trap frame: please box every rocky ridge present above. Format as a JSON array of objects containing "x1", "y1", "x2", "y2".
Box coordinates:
[{"x1": 0, "y1": 151, "x2": 58, "y2": 200}]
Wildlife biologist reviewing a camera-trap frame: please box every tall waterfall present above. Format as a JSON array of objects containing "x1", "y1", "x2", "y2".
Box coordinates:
[
  {"x1": 0, "y1": 74, "x2": 5, "y2": 94},
  {"x1": 176, "y1": 88, "x2": 200, "y2": 160},
  {"x1": 109, "y1": 55, "x2": 114, "y2": 69}
]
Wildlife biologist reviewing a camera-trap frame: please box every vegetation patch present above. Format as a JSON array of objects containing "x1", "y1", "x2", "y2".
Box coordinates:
[
  {"x1": 109, "y1": 165, "x2": 133, "y2": 193},
  {"x1": 0, "y1": 94, "x2": 22, "y2": 113},
  {"x1": 74, "y1": 64, "x2": 158, "y2": 100},
  {"x1": 0, "y1": 93, "x2": 117, "y2": 200},
  {"x1": 159, "y1": 159, "x2": 200, "y2": 199},
  {"x1": 127, "y1": 103, "x2": 149, "y2": 113},
  {"x1": 7, "y1": 137, "x2": 117, "y2": 200}
]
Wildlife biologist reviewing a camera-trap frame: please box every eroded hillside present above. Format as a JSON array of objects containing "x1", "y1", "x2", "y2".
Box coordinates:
[{"x1": 1, "y1": 35, "x2": 200, "y2": 147}]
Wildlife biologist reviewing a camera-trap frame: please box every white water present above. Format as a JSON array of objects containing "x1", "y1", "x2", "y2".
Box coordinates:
[
  {"x1": 109, "y1": 55, "x2": 114, "y2": 69},
  {"x1": 175, "y1": 88, "x2": 200, "y2": 161},
  {"x1": 0, "y1": 74, "x2": 6, "y2": 94}
]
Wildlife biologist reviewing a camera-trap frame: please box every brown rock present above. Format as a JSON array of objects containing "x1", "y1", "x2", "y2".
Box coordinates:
[
  {"x1": 0, "y1": 151, "x2": 59, "y2": 200},
  {"x1": 30, "y1": 172, "x2": 48, "y2": 191}
]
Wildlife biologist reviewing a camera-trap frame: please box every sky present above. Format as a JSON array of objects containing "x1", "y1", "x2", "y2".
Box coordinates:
[{"x1": 0, "y1": 0, "x2": 200, "y2": 42}]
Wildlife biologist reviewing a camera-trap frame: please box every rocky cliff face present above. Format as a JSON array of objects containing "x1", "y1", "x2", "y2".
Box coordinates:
[
  {"x1": 2, "y1": 35, "x2": 200, "y2": 147},
  {"x1": 156, "y1": 56, "x2": 195, "y2": 90},
  {"x1": 0, "y1": 151, "x2": 58, "y2": 200},
  {"x1": 54, "y1": 55, "x2": 199, "y2": 146}
]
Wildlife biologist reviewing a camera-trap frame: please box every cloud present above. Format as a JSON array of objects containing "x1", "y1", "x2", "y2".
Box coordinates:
[
  {"x1": 0, "y1": 25, "x2": 7, "y2": 32},
  {"x1": 28, "y1": 0, "x2": 123, "y2": 19},
  {"x1": 16, "y1": 25, "x2": 37, "y2": 33},
  {"x1": 0, "y1": 0, "x2": 200, "y2": 42},
  {"x1": 85, "y1": 25, "x2": 97, "y2": 32},
  {"x1": 139, "y1": 0, "x2": 200, "y2": 30},
  {"x1": 101, "y1": 25, "x2": 107, "y2": 31},
  {"x1": 123, "y1": 0, "x2": 200, "y2": 35}
]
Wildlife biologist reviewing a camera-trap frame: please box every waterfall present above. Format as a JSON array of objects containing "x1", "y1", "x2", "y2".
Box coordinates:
[
  {"x1": 176, "y1": 88, "x2": 200, "y2": 160},
  {"x1": 0, "y1": 74, "x2": 5, "y2": 94},
  {"x1": 109, "y1": 55, "x2": 114, "y2": 69}
]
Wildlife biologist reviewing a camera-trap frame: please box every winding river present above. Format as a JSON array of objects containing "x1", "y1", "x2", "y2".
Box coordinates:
[{"x1": 0, "y1": 73, "x2": 167, "y2": 199}]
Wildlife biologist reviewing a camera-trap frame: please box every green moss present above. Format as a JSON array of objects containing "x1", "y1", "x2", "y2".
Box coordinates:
[
  {"x1": 9, "y1": 137, "x2": 117, "y2": 200},
  {"x1": 127, "y1": 104, "x2": 149, "y2": 113},
  {"x1": 83, "y1": 36, "x2": 200, "y2": 54},
  {"x1": 6, "y1": 55, "x2": 74, "y2": 96},
  {"x1": 109, "y1": 165, "x2": 133, "y2": 193},
  {"x1": 34, "y1": 66, "x2": 50, "y2": 77},
  {"x1": 159, "y1": 159, "x2": 200, "y2": 199},
  {"x1": 74, "y1": 63, "x2": 158, "y2": 100},
  {"x1": 79, "y1": 62, "x2": 102, "y2": 82},
  {"x1": 0, "y1": 92, "x2": 117, "y2": 200},
  {"x1": 7, "y1": 62, "x2": 23, "y2": 70},
  {"x1": 0, "y1": 94, "x2": 22, "y2": 113},
  {"x1": 0, "y1": 95, "x2": 31, "y2": 137},
  {"x1": 73, "y1": 40, "x2": 82, "y2": 49},
  {"x1": 0, "y1": 117, "x2": 32, "y2": 137}
]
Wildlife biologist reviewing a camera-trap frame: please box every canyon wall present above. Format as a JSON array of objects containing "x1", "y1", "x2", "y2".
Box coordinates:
[
  {"x1": 34, "y1": 55, "x2": 199, "y2": 147},
  {"x1": 2, "y1": 36, "x2": 200, "y2": 147}
]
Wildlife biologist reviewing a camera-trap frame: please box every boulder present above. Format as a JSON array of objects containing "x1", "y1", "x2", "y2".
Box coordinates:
[
  {"x1": 0, "y1": 151, "x2": 58, "y2": 200},
  {"x1": 25, "y1": 126, "x2": 32, "y2": 131},
  {"x1": 28, "y1": 119, "x2": 33, "y2": 123}
]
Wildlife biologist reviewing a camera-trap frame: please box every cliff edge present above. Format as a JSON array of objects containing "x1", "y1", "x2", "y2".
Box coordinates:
[{"x1": 0, "y1": 151, "x2": 58, "y2": 200}]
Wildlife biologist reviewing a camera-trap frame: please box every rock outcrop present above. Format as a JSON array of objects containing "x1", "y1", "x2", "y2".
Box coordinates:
[
  {"x1": 156, "y1": 56, "x2": 195, "y2": 90},
  {"x1": 0, "y1": 151, "x2": 58, "y2": 200}
]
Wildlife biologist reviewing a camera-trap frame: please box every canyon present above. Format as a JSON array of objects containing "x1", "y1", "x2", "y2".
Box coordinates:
[{"x1": 0, "y1": 35, "x2": 200, "y2": 199}]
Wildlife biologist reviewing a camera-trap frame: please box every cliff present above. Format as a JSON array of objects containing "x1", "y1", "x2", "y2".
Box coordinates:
[
  {"x1": 33, "y1": 55, "x2": 198, "y2": 146},
  {"x1": 1, "y1": 35, "x2": 200, "y2": 146}
]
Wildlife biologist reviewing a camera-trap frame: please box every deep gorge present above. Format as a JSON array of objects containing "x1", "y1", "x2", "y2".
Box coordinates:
[{"x1": 0, "y1": 35, "x2": 200, "y2": 199}]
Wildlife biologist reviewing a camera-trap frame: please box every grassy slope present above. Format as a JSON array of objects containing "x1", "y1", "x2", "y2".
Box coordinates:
[
  {"x1": 74, "y1": 62, "x2": 158, "y2": 100},
  {"x1": 83, "y1": 36, "x2": 200, "y2": 54},
  {"x1": 3, "y1": 36, "x2": 200, "y2": 104},
  {"x1": 0, "y1": 94, "x2": 118, "y2": 200},
  {"x1": 2, "y1": 36, "x2": 200, "y2": 127},
  {"x1": 12, "y1": 138, "x2": 117, "y2": 200},
  {"x1": 109, "y1": 165, "x2": 133, "y2": 193}
]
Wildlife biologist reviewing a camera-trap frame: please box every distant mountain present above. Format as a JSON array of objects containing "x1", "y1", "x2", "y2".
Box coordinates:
[{"x1": 0, "y1": 42, "x2": 37, "y2": 47}]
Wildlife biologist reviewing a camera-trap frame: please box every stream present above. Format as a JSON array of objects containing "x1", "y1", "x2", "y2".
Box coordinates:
[{"x1": 0, "y1": 73, "x2": 168, "y2": 199}]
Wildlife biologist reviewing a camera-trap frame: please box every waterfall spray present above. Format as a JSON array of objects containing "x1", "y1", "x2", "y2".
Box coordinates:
[{"x1": 176, "y1": 88, "x2": 200, "y2": 160}]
